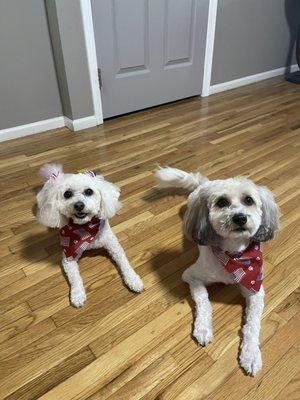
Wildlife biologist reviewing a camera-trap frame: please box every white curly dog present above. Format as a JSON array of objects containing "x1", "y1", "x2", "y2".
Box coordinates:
[
  {"x1": 155, "y1": 166, "x2": 279, "y2": 376},
  {"x1": 36, "y1": 164, "x2": 144, "y2": 307}
]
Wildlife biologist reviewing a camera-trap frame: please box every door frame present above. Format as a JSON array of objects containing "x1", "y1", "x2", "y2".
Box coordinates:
[
  {"x1": 80, "y1": 0, "x2": 103, "y2": 124},
  {"x1": 201, "y1": 0, "x2": 218, "y2": 96},
  {"x1": 82, "y1": 0, "x2": 218, "y2": 123}
]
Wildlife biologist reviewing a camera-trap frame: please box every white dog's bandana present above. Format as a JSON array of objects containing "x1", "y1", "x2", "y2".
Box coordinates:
[
  {"x1": 211, "y1": 242, "x2": 263, "y2": 293},
  {"x1": 59, "y1": 217, "x2": 105, "y2": 260}
]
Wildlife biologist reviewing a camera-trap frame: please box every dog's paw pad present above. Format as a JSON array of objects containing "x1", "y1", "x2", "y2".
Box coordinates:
[
  {"x1": 239, "y1": 344, "x2": 262, "y2": 376},
  {"x1": 70, "y1": 287, "x2": 86, "y2": 308},
  {"x1": 193, "y1": 327, "x2": 213, "y2": 346},
  {"x1": 125, "y1": 274, "x2": 144, "y2": 293}
]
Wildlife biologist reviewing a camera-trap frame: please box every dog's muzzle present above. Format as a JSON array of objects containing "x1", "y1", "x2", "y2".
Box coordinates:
[
  {"x1": 232, "y1": 213, "x2": 247, "y2": 232},
  {"x1": 74, "y1": 201, "x2": 87, "y2": 219},
  {"x1": 232, "y1": 213, "x2": 247, "y2": 227}
]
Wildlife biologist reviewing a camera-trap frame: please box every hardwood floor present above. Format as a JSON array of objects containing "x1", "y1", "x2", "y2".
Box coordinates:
[{"x1": 0, "y1": 76, "x2": 299, "y2": 400}]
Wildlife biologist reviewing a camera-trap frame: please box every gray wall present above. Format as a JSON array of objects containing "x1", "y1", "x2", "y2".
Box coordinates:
[
  {"x1": 45, "y1": 0, "x2": 94, "y2": 120},
  {"x1": 211, "y1": 0, "x2": 300, "y2": 85},
  {"x1": 0, "y1": 0, "x2": 62, "y2": 130}
]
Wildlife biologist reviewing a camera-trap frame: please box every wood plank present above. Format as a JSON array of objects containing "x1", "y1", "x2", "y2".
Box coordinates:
[
  {"x1": 241, "y1": 346, "x2": 300, "y2": 400},
  {"x1": 174, "y1": 313, "x2": 299, "y2": 400},
  {"x1": 5, "y1": 347, "x2": 95, "y2": 400}
]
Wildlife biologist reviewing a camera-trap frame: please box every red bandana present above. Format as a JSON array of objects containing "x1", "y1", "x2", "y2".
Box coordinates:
[
  {"x1": 211, "y1": 242, "x2": 263, "y2": 293},
  {"x1": 59, "y1": 217, "x2": 104, "y2": 260}
]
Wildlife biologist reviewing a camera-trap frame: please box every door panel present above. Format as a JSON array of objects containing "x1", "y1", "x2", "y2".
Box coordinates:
[
  {"x1": 113, "y1": 0, "x2": 149, "y2": 75},
  {"x1": 92, "y1": 0, "x2": 209, "y2": 118},
  {"x1": 164, "y1": 0, "x2": 195, "y2": 66}
]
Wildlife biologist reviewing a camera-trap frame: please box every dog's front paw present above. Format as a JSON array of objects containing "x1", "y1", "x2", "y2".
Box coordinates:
[
  {"x1": 125, "y1": 273, "x2": 144, "y2": 293},
  {"x1": 70, "y1": 286, "x2": 86, "y2": 308},
  {"x1": 239, "y1": 343, "x2": 262, "y2": 376},
  {"x1": 193, "y1": 326, "x2": 213, "y2": 346}
]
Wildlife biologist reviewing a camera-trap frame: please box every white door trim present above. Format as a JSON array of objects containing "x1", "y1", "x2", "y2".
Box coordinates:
[
  {"x1": 201, "y1": 0, "x2": 218, "y2": 97},
  {"x1": 79, "y1": 0, "x2": 103, "y2": 125}
]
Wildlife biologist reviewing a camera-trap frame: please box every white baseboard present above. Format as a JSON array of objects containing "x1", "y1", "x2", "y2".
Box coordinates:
[
  {"x1": 0, "y1": 114, "x2": 99, "y2": 142},
  {"x1": 0, "y1": 116, "x2": 65, "y2": 142},
  {"x1": 209, "y1": 64, "x2": 299, "y2": 95},
  {"x1": 64, "y1": 115, "x2": 97, "y2": 131}
]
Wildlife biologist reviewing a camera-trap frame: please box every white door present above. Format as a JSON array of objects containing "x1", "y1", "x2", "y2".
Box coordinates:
[{"x1": 92, "y1": 0, "x2": 209, "y2": 118}]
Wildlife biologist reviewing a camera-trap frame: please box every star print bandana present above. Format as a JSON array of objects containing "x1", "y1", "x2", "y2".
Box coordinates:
[
  {"x1": 211, "y1": 242, "x2": 263, "y2": 293},
  {"x1": 59, "y1": 217, "x2": 105, "y2": 260}
]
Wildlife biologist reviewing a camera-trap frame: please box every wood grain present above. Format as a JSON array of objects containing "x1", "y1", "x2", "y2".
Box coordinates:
[{"x1": 0, "y1": 76, "x2": 299, "y2": 399}]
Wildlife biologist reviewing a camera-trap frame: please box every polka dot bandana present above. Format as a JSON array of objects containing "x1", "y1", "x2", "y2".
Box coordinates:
[{"x1": 211, "y1": 242, "x2": 263, "y2": 293}]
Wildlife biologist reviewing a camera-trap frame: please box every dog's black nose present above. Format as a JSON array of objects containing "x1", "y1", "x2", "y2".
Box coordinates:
[
  {"x1": 74, "y1": 201, "x2": 85, "y2": 212},
  {"x1": 232, "y1": 213, "x2": 247, "y2": 226}
]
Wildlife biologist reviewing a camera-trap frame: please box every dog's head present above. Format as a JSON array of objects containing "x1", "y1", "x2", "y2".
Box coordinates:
[
  {"x1": 36, "y1": 164, "x2": 120, "y2": 227},
  {"x1": 184, "y1": 177, "x2": 279, "y2": 245}
]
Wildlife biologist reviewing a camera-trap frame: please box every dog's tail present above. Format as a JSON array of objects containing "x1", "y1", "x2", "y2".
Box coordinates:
[{"x1": 154, "y1": 166, "x2": 208, "y2": 193}]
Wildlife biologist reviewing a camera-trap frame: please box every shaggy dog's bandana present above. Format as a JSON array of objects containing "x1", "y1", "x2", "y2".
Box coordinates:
[
  {"x1": 211, "y1": 242, "x2": 263, "y2": 293},
  {"x1": 59, "y1": 217, "x2": 105, "y2": 260}
]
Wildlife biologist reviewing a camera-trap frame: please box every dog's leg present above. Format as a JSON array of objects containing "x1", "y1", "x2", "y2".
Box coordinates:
[
  {"x1": 239, "y1": 285, "x2": 264, "y2": 376},
  {"x1": 182, "y1": 266, "x2": 213, "y2": 346},
  {"x1": 62, "y1": 256, "x2": 86, "y2": 307},
  {"x1": 102, "y1": 226, "x2": 144, "y2": 292}
]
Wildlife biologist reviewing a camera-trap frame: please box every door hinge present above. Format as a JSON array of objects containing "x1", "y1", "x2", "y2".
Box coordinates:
[{"x1": 98, "y1": 68, "x2": 102, "y2": 88}]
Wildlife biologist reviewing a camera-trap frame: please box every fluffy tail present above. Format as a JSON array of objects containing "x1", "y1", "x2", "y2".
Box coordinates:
[{"x1": 154, "y1": 166, "x2": 208, "y2": 193}]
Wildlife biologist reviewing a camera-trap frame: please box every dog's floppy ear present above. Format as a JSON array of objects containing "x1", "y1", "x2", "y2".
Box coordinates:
[
  {"x1": 184, "y1": 186, "x2": 219, "y2": 245},
  {"x1": 90, "y1": 173, "x2": 121, "y2": 219},
  {"x1": 36, "y1": 164, "x2": 63, "y2": 228},
  {"x1": 252, "y1": 185, "x2": 279, "y2": 242}
]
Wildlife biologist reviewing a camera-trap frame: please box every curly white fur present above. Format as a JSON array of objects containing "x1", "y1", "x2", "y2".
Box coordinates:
[
  {"x1": 155, "y1": 166, "x2": 279, "y2": 376},
  {"x1": 37, "y1": 164, "x2": 144, "y2": 307}
]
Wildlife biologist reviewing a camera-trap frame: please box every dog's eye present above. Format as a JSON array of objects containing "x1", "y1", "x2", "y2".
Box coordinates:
[
  {"x1": 84, "y1": 188, "x2": 94, "y2": 196},
  {"x1": 244, "y1": 196, "x2": 254, "y2": 206},
  {"x1": 63, "y1": 190, "x2": 73, "y2": 199},
  {"x1": 216, "y1": 197, "x2": 230, "y2": 208}
]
